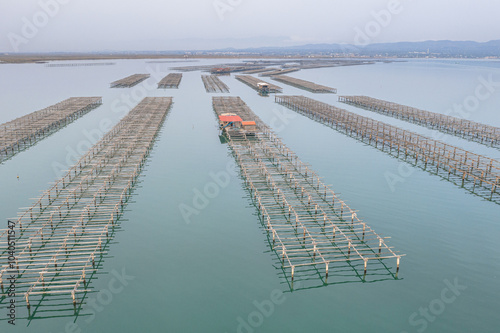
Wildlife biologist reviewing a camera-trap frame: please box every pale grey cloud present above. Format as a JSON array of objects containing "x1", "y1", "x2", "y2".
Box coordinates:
[{"x1": 1, "y1": 0, "x2": 499, "y2": 53}]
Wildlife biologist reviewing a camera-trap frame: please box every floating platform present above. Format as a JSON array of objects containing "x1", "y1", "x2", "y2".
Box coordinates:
[
  {"x1": 276, "y1": 96, "x2": 500, "y2": 202},
  {"x1": 158, "y1": 73, "x2": 183, "y2": 89},
  {"x1": 110, "y1": 74, "x2": 150, "y2": 88},
  {"x1": 0, "y1": 97, "x2": 172, "y2": 311},
  {"x1": 212, "y1": 96, "x2": 402, "y2": 286},
  {"x1": 272, "y1": 75, "x2": 337, "y2": 93},
  {"x1": 0, "y1": 97, "x2": 102, "y2": 163},
  {"x1": 339, "y1": 95, "x2": 500, "y2": 148},
  {"x1": 202, "y1": 75, "x2": 229, "y2": 93},
  {"x1": 234, "y1": 75, "x2": 282, "y2": 93}
]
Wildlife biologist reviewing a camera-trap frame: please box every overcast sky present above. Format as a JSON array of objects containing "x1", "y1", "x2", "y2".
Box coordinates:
[{"x1": 1, "y1": 0, "x2": 499, "y2": 53}]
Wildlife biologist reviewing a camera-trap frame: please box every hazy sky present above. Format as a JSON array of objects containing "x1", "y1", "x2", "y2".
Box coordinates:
[{"x1": 1, "y1": 0, "x2": 499, "y2": 53}]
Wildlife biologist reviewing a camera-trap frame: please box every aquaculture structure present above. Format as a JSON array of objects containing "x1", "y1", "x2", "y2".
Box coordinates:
[
  {"x1": 110, "y1": 74, "x2": 150, "y2": 88},
  {"x1": 0, "y1": 97, "x2": 172, "y2": 313},
  {"x1": 235, "y1": 75, "x2": 282, "y2": 94},
  {"x1": 339, "y1": 95, "x2": 500, "y2": 148},
  {"x1": 272, "y1": 75, "x2": 337, "y2": 93},
  {"x1": 0, "y1": 97, "x2": 102, "y2": 163},
  {"x1": 212, "y1": 96, "x2": 402, "y2": 286},
  {"x1": 202, "y1": 75, "x2": 230, "y2": 93},
  {"x1": 158, "y1": 73, "x2": 183, "y2": 89},
  {"x1": 241, "y1": 68, "x2": 278, "y2": 75},
  {"x1": 276, "y1": 96, "x2": 500, "y2": 202},
  {"x1": 259, "y1": 68, "x2": 301, "y2": 76}
]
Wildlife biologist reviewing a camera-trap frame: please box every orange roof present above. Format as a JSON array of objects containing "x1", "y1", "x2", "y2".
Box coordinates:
[
  {"x1": 219, "y1": 115, "x2": 242, "y2": 122},
  {"x1": 242, "y1": 121, "x2": 256, "y2": 125}
]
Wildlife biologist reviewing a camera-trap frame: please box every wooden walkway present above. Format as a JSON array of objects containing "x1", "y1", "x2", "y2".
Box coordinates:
[
  {"x1": 0, "y1": 97, "x2": 172, "y2": 312},
  {"x1": 235, "y1": 75, "x2": 282, "y2": 93},
  {"x1": 213, "y1": 97, "x2": 402, "y2": 285},
  {"x1": 110, "y1": 74, "x2": 150, "y2": 88},
  {"x1": 158, "y1": 73, "x2": 183, "y2": 89},
  {"x1": 339, "y1": 95, "x2": 500, "y2": 148},
  {"x1": 201, "y1": 75, "x2": 229, "y2": 93},
  {"x1": 276, "y1": 96, "x2": 500, "y2": 202},
  {"x1": 272, "y1": 75, "x2": 337, "y2": 93},
  {"x1": 0, "y1": 97, "x2": 102, "y2": 163}
]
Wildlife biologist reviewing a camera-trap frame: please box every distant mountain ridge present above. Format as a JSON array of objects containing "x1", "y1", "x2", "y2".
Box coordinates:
[
  {"x1": 215, "y1": 40, "x2": 500, "y2": 58},
  {"x1": 2, "y1": 40, "x2": 498, "y2": 61}
]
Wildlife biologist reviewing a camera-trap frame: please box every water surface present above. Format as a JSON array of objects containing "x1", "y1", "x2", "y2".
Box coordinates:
[{"x1": 0, "y1": 58, "x2": 499, "y2": 333}]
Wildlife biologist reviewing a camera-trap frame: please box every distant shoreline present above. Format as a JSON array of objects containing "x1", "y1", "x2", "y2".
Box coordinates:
[
  {"x1": 0, "y1": 54, "x2": 326, "y2": 64},
  {"x1": 0, "y1": 53, "x2": 498, "y2": 64}
]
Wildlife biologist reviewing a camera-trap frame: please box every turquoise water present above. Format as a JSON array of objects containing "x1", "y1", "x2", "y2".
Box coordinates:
[{"x1": 0, "y1": 59, "x2": 499, "y2": 332}]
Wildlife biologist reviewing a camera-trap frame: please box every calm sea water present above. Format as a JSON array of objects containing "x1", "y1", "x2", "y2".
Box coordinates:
[{"x1": 0, "y1": 58, "x2": 499, "y2": 333}]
